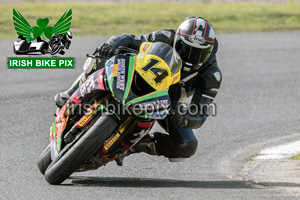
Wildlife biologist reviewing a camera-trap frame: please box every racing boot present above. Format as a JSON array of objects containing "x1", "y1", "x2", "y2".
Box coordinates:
[
  {"x1": 134, "y1": 134, "x2": 158, "y2": 155},
  {"x1": 115, "y1": 133, "x2": 160, "y2": 166},
  {"x1": 54, "y1": 72, "x2": 87, "y2": 107}
]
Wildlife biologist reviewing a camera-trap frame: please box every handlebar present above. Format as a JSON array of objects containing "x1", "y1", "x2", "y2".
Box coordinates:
[{"x1": 86, "y1": 54, "x2": 109, "y2": 60}]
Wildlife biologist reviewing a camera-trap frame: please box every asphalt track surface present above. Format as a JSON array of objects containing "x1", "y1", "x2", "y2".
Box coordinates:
[{"x1": 0, "y1": 32, "x2": 300, "y2": 199}]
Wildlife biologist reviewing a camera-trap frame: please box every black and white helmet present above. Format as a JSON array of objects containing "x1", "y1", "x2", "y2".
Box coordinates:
[
  {"x1": 66, "y1": 31, "x2": 73, "y2": 40},
  {"x1": 174, "y1": 17, "x2": 215, "y2": 71}
]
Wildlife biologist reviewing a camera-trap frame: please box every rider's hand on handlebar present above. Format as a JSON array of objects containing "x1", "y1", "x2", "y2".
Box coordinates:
[
  {"x1": 96, "y1": 43, "x2": 116, "y2": 58},
  {"x1": 168, "y1": 106, "x2": 188, "y2": 128}
]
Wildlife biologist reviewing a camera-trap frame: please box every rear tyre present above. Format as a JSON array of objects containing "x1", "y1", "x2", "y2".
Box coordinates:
[
  {"x1": 45, "y1": 113, "x2": 118, "y2": 185},
  {"x1": 37, "y1": 145, "x2": 52, "y2": 175}
]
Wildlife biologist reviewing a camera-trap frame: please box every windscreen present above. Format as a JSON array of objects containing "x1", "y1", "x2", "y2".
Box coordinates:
[{"x1": 147, "y1": 42, "x2": 182, "y2": 76}]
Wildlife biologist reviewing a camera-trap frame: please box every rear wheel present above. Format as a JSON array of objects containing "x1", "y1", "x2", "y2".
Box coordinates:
[
  {"x1": 45, "y1": 113, "x2": 118, "y2": 185},
  {"x1": 37, "y1": 144, "x2": 51, "y2": 175}
]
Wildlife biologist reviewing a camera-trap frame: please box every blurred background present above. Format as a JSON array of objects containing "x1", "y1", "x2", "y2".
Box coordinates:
[{"x1": 1, "y1": 0, "x2": 300, "y2": 39}]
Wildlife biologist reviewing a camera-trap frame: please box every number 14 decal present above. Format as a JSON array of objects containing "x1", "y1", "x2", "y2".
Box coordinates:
[{"x1": 142, "y1": 59, "x2": 168, "y2": 84}]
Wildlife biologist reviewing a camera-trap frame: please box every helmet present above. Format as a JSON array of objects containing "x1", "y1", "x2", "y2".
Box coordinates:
[
  {"x1": 174, "y1": 17, "x2": 215, "y2": 71},
  {"x1": 66, "y1": 31, "x2": 73, "y2": 40}
]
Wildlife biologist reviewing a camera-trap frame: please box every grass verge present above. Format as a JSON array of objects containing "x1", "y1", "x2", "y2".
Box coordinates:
[
  {"x1": 1, "y1": 2, "x2": 300, "y2": 38},
  {"x1": 291, "y1": 154, "x2": 300, "y2": 160}
]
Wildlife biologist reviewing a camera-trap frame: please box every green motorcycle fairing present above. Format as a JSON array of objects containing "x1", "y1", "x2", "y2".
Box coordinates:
[{"x1": 105, "y1": 54, "x2": 171, "y2": 120}]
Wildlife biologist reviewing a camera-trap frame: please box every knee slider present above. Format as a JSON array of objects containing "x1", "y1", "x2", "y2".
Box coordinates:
[{"x1": 178, "y1": 141, "x2": 198, "y2": 157}]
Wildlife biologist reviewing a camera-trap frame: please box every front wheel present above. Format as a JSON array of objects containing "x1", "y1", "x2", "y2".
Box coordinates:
[
  {"x1": 45, "y1": 113, "x2": 118, "y2": 185},
  {"x1": 37, "y1": 144, "x2": 51, "y2": 175},
  {"x1": 50, "y1": 44, "x2": 61, "y2": 55}
]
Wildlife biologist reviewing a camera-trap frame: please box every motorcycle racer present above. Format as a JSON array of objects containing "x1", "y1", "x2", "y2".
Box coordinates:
[
  {"x1": 49, "y1": 31, "x2": 73, "y2": 55},
  {"x1": 55, "y1": 17, "x2": 222, "y2": 164}
]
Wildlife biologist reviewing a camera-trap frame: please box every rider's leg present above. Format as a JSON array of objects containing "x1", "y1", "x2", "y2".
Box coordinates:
[
  {"x1": 134, "y1": 117, "x2": 198, "y2": 159},
  {"x1": 154, "y1": 119, "x2": 198, "y2": 160},
  {"x1": 115, "y1": 117, "x2": 198, "y2": 166},
  {"x1": 54, "y1": 72, "x2": 87, "y2": 107}
]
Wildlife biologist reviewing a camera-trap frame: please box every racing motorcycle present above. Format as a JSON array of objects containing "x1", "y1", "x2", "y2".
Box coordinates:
[{"x1": 37, "y1": 42, "x2": 182, "y2": 185}]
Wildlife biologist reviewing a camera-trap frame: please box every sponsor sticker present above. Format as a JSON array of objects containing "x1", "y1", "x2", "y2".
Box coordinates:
[
  {"x1": 150, "y1": 32, "x2": 156, "y2": 41},
  {"x1": 104, "y1": 133, "x2": 121, "y2": 150},
  {"x1": 138, "y1": 53, "x2": 144, "y2": 59},
  {"x1": 79, "y1": 75, "x2": 95, "y2": 97},
  {"x1": 106, "y1": 66, "x2": 113, "y2": 77},
  {"x1": 105, "y1": 60, "x2": 114, "y2": 77},
  {"x1": 77, "y1": 109, "x2": 95, "y2": 128},
  {"x1": 172, "y1": 74, "x2": 179, "y2": 83},
  {"x1": 149, "y1": 110, "x2": 169, "y2": 119},
  {"x1": 116, "y1": 58, "x2": 126, "y2": 91},
  {"x1": 112, "y1": 64, "x2": 118, "y2": 77},
  {"x1": 105, "y1": 60, "x2": 113, "y2": 68},
  {"x1": 137, "y1": 99, "x2": 169, "y2": 110},
  {"x1": 210, "y1": 88, "x2": 219, "y2": 94},
  {"x1": 84, "y1": 57, "x2": 94, "y2": 71},
  {"x1": 142, "y1": 44, "x2": 150, "y2": 52}
]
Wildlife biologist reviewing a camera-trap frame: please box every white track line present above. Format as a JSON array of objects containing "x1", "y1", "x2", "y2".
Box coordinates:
[{"x1": 256, "y1": 141, "x2": 300, "y2": 160}]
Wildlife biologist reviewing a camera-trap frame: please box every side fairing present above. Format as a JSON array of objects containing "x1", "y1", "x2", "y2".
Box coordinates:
[
  {"x1": 105, "y1": 55, "x2": 135, "y2": 105},
  {"x1": 69, "y1": 68, "x2": 107, "y2": 106},
  {"x1": 50, "y1": 104, "x2": 69, "y2": 159},
  {"x1": 126, "y1": 89, "x2": 171, "y2": 119},
  {"x1": 105, "y1": 54, "x2": 171, "y2": 120},
  {"x1": 50, "y1": 68, "x2": 107, "y2": 159}
]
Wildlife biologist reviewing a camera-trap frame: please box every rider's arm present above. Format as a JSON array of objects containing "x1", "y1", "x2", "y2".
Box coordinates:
[
  {"x1": 105, "y1": 34, "x2": 144, "y2": 51},
  {"x1": 182, "y1": 57, "x2": 222, "y2": 129},
  {"x1": 100, "y1": 29, "x2": 176, "y2": 53},
  {"x1": 141, "y1": 29, "x2": 176, "y2": 46}
]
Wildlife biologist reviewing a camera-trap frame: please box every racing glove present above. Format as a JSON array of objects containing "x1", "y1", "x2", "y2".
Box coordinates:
[
  {"x1": 97, "y1": 42, "x2": 116, "y2": 58},
  {"x1": 168, "y1": 104, "x2": 188, "y2": 128}
]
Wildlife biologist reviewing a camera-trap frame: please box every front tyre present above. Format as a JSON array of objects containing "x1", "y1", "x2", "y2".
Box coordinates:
[
  {"x1": 37, "y1": 144, "x2": 51, "y2": 175},
  {"x1": 50, "y1": 44, "x2": 61, "y2": 55},
  {"x1": 45, "y1": 113, "x2": 118, "y2": 185}
]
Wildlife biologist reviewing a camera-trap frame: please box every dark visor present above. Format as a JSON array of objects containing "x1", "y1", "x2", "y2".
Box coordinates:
[{"x1": 175, "y1": 40, "x2": 212, "y2": 66}]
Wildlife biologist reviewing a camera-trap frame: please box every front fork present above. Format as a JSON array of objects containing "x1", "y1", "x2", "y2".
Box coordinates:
[
  {"x1": 60, "y1": 98, "x2": 155, "y2": 169},
  {"x1": 61, "y1": 93, "x2": 112, "y2": 144}
]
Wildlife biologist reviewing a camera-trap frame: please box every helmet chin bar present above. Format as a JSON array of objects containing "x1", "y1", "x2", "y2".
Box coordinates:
[{"x1": 181, "y1": 60, "x2": 203, "y2": 72}]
